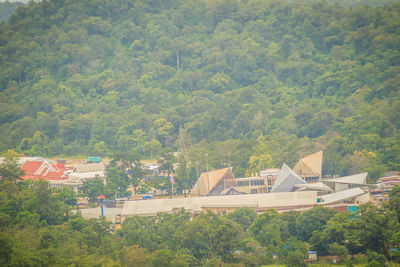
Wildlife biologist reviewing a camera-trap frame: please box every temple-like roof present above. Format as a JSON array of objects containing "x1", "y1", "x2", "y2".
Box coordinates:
[
  {"x1": 190, "y1": 168, "x2": 235, "y2": 196},
  {"x1": 271, "y1": 163, "x2": 306, "y2": 193},
  {"x1": 21, "y1": 160, "x2": 66, "y2": 180},
  {"x1": 293, "y1": 151, "x2": 323, "y2": 177}
]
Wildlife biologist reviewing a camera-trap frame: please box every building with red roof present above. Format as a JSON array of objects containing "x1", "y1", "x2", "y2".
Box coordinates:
[{"x1": 21, "y1": 160, "x2": 67, "y2": 181}]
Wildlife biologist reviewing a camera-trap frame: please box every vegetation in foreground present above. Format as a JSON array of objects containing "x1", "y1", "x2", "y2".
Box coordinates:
[
  {"x1": 1, "y1": 156, "x2": 400, "y2": 266},
  {"x1": 0, "y1": 0, "x2": 399, "y2": 183}
]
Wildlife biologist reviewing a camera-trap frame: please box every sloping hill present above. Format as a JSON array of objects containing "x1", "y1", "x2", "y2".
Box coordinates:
[{"x1": 0, "y1": 0, "x2": 399, "y2": 179}]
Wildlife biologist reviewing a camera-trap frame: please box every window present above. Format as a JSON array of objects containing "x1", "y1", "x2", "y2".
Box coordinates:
[
  {"x1": 238, "y1": 180, "x2": 249, "y2": 186},
  {"x1": 251, "y1": 180, "x2": 264, "y2": 186}
]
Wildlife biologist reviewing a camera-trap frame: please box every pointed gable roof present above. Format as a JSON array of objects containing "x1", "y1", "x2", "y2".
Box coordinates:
[
  {"x1": 21, "y1": 160, "x2": 66, "y2": 181},
  {"x1": 21, "y1": 161, "x2": 44, "y2": 180},
  {"x1": 293, "y1": 151, "x2": 323, "y2": 176},
  {"x1": 220, "y1": 187, "x2": 246, "y2": 195},
  {"x1": 190, "y1": 167, "x2": 235, "y2": 196},
  {"x1": 271, "y1": 163, "x2": 306, "y2": 193}
]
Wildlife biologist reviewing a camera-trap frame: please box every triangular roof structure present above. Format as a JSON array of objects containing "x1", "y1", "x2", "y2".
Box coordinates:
[
  {"x1": 21, "y1": 160, "x2": 66, "y2": 180},
  {"x1": 190, "y1": 167, "x2": 235, "y2": 196},
  {"x1": 323, "y1": 173, "x2": 368, "y2": 185},
  {"x1": 271, "y1": 163, "x2": 306, "y2": 193},
  {"x1": 293, "y1": 151, "x2": 323, "y2": 178},
  {"x1": 220, "y1": 187, "x2": 246, "y2": 196},
  {"x1": 294, "y1": 181, "x2": 333, "y2": 192}
]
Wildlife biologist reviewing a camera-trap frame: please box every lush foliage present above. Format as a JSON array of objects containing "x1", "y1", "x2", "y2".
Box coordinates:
[
  {"x1": 2, "y1": 175, "x2": 400, "y2": 266},
  {"x1": 0, "y1": 0, "x2": 399, "y2": 183},
  {"x1": 1, "y1": 157, "x2": 400, "y2": 265}
]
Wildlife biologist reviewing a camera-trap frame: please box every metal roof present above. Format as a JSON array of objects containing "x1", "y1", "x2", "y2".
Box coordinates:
[
  {"x1": 323, "y1": 173, "x2": 367, "y2": 185},
  {"x1": 270, "y1": 163, "x2": 306, "y2": 193},
  {"x1": 294, "y1": 182, "x2": 333, "y2": 192},
  {"x1": 67, "y1": 171, "x2": 106, "y2": 179},
  {"x1": 122, "y1": 191, "x2": 317, "y2": 217},
  {"x1": 73, "y1": 162, "x2": 105, "y2": 173},
  {"x1": 320, "y1": 187, "x2": 365, "y2": 204}
]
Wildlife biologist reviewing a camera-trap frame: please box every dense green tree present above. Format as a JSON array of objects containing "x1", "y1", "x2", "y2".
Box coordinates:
[
  {"x1": 310, "y1": 212, "x2": 361, "y2": 256},
  {"x1": 22, "y1": 179, "x2": 69, "y2": 225},
  {"x1": 122, "y1": 245, "x2": 150, "y2": 267},
  {"x1": 55, "y1": 186, "x2": 77, "y2": 206},
  {"x1": 0, "y1": 150, "x2": 24, "y2": 181},
  {"x1": 296, "y1": 206, "x2": 337, "y2": 242},
  {"x1": 110, "y1": 151, "x2": 144, "y2": 194},
  {"x1": 286, "y1": 249, "x2": 307, "y2": 267},
  {"x1": 80, "y1": 177, "x2": 105, "y2": 203},
  {"x1": 387, "y1": 185, "x2": 400, "y2": 222},
  {"x1": 250, "y1": 209, "x2": 283, "y2": 254},
  {"x1": 358, "y1": 203, "x2": 399, "y2": 255},
  {"x1": 225, "y1": 207, "x2": 257, "y2": 231},
  {"x1": 174, "y1": 211, "x2": 242, "y2": 262},
  {"x1": 106, "y1": 165, "x2": 130, "y2": 198}
]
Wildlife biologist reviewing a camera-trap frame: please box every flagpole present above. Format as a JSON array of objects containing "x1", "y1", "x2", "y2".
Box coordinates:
[
  {"x1": 170, "y1": 172, "x2": 174, "y2": 198},
  {"x1": 171, "y1": 179, "x2": 173, "y2": 198}
]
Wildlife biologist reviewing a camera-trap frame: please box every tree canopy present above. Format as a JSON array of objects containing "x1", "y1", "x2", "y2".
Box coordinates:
[{"x1": 1, "y1": 0, "x2": 399, "y2": 181}]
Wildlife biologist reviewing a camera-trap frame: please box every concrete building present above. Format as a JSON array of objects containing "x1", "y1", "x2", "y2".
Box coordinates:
[
  {"x1": 50, "y1": 162, "x2": 106, "y2": 192},
  {"x1": 321, "y1": 173, "x2": 370, "y2": 192},
  {"x1": 121, "y1": 191, "x2": 318, "y2": 217},
  {"x1": 235, "y1": 168, "x2": 280, "y2": 194}
]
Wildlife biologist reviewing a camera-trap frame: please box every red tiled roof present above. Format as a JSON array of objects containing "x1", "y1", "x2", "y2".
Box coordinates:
[{"x1": 21, "y1": 161, "x2": 67, "y2": 181}]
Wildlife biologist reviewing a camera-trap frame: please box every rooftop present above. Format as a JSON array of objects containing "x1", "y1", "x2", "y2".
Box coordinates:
[
  {"x1": 320, "y1": 187, "x2": 366, "y2": 204},
  {"x1": 122, "y1": 191, "x2": 318, "y2": 217},
  {"x1": 271, "y1": 163, "x2": 306, "y2": 193},
  {"x1": 293, "y1": 151, "x2": 323, "y2": 177},
  {"x1": 190, "y1": 167, "x2": 235, "y2": 196}
]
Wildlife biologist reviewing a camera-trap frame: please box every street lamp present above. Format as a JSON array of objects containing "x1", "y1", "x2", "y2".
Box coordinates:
[{"x1": 98, "y1": 195, "x2": 106, "y2": 217}]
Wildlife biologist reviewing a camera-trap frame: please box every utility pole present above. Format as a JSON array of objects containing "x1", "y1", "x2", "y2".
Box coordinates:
[
  {"x1": 176, "y1": 51, "x2": 180, "y2": 69},
  {"x1": 196, "y1": 161, "x2": 200, "y2": 196},
  {"x1": 205, "y1": 154, "x2": 209, "y2": 195}
]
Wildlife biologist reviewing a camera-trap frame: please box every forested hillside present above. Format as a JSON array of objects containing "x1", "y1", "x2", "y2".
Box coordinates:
[{"x1": 0, "y1": 0, "x2": 399, "y2": 180}]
